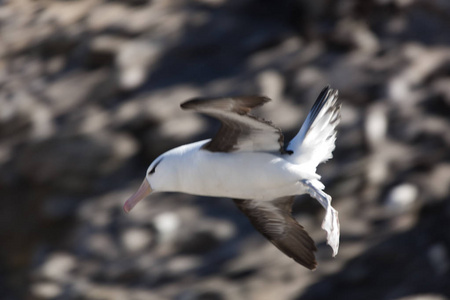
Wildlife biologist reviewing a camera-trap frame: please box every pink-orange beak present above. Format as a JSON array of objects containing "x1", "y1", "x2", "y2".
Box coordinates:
[{"x1": 123, "y1": 179, "x2": 152, "y2": 213}]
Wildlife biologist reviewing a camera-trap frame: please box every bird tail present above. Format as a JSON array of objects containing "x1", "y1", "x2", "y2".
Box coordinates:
[{"x1": 286, "y1": 87, "x2": 341, "y2": 168}]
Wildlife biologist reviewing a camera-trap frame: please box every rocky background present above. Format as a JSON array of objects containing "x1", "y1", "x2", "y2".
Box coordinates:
[{"x1": 1, "y1": 0, "x2": 450, "y2": 299}]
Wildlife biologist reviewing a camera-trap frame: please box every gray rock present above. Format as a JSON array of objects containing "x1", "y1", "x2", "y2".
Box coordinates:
[
  {"x1": 116, "y1": 40, "x2": 164, "y2": 90},
  {"x1": 16, "y1": 132, "x2": 137, "y2": 191}
]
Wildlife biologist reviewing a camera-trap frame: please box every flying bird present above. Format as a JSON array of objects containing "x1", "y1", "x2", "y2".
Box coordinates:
[{"x1": 124, "y1": 86, "x2": 341, "y2": 270}]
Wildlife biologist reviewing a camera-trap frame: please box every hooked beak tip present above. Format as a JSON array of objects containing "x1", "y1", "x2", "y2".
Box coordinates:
[{"x1": 123, "y1": 205, "x2": 131, "y2": 214}]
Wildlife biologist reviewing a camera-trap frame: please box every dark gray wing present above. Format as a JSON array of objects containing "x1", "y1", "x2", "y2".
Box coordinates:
[
  {"x1": 233, "y1": 197, "x2": 317, "y2": 270},
  {"x1": 180, "y1": 96, "x2": 285, "y2": 153}
]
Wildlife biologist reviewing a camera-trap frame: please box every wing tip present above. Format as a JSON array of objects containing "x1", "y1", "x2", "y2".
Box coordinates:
[
  {"x1": 290, "y1": 252, "x2": 318, "y2": 270},
  {"x1": 180, "y1": 98, "x2": 200, "y2": 110},
  {"x1": 316, "y1": 85, "x2": 339, "y2": 110},
  {"x1": 303, "y1": 85, "x2": 340, "y2": 129},
  {"x1": 293, "y1": 250, "x2": 318, "y2": 270},
  {"x1": 286, "y1": 85, "x2": 340, "y2": 155},
  {"x1": 309, "y1": 261, "x2": 318, "y2": 271}
]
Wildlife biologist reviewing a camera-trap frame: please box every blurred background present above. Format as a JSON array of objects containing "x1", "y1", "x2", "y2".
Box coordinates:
[{"x1": 1, "y1": 0, "x2": 450, "y2": 299}]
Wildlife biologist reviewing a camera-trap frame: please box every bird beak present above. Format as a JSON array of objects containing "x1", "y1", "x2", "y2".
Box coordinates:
[{"x1": 123, "y1": 179, "x2": 152, "y2": 213}]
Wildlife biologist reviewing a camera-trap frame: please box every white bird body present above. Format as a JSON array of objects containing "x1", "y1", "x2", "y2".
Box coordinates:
[
  {"x1": 150, "y1": 139, "x2": 318, "y2": 200},
  {"x1": 124, "y1": 87, "x2": 341, "y2": 270}
]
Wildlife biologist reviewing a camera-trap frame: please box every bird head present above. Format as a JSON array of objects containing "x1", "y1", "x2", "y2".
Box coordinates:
[{"x1": 123, "y1": 155, "x2": 172, "y2": 213}]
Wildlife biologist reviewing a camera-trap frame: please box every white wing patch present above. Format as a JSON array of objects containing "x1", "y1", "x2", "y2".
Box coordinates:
[
  {"x1": 287, "y1": 87, "x2": 341, "y2": 168},
  {"x1": 301, "y1": 179, "x2": 340, "y2": 256}
]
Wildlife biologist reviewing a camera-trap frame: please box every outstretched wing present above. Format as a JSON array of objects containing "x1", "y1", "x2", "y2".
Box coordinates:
[
  {"x1": 181, "y1": 96, "x2": 285, "y2": 153},
  {"x1": 287, "y1": 86, "x2": 341, "y2": 167},
  {"x1": 233, "y1": 197, "x2": 317, "y2": 270}
]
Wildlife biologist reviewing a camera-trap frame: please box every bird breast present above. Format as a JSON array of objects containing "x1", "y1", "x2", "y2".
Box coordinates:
[{"x1": 175, "y1": 150, "x2": 306, "y2": 200}]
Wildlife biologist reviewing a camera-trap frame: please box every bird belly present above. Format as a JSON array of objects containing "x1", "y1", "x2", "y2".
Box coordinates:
[{"x1": 177, "y1": 151, "x2": 309, "y2": 200}]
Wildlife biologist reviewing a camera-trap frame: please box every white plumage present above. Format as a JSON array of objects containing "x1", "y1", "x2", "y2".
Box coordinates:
[{"x1": 124, "y1": 86, "x2": 341, "y2": 270}]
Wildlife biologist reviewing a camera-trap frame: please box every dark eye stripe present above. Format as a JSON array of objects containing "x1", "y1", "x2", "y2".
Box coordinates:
[{"x1": 148, "y1": 159, "x2": 162, "y2": 175}]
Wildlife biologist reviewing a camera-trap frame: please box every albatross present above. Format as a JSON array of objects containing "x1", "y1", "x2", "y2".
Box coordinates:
[{"x1": 124, "y1": 86, "x2": 341, "y2": 270}]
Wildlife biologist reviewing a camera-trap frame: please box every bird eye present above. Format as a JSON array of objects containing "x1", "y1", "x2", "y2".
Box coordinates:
[
  {"x1": 148, "y1": 159, "x2": 162, "y2": 176},
  {"x1": 149, "y1": 166, "x2": 156, "y2": 175}
]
